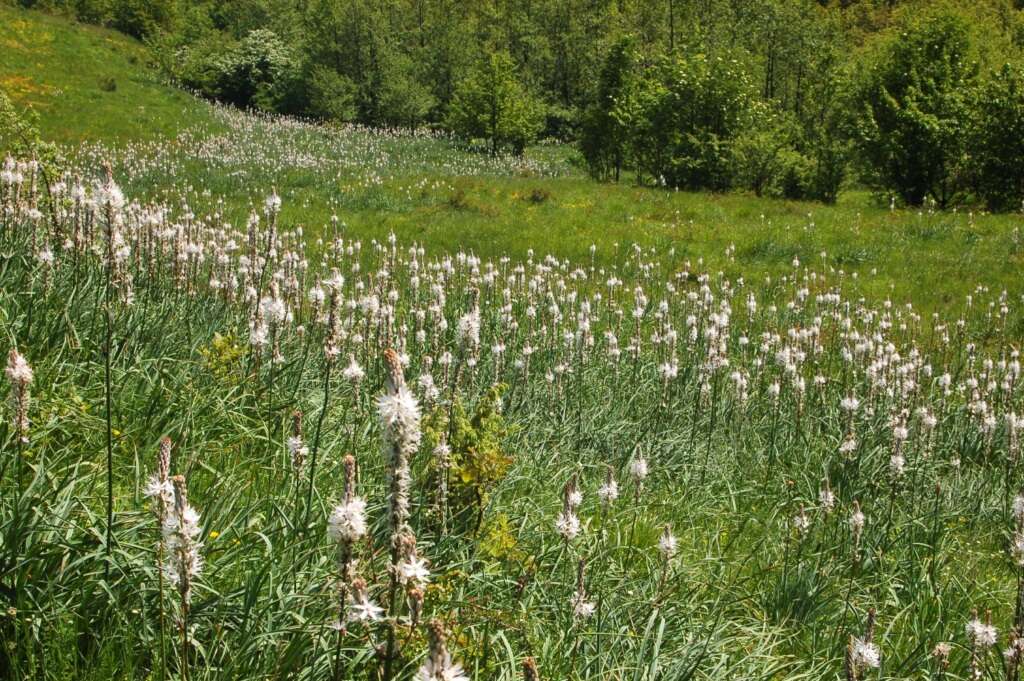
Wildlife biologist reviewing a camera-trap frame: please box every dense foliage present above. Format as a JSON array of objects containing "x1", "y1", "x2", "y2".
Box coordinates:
[{"x1": 12, "y1": 0, "x2": 1024, "y2": 206}]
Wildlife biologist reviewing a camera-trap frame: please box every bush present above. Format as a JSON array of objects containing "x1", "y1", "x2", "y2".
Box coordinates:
[
  {"x1": 109, "y1": 0, "x2": 173, "y2": 39},
  {"x1": 731, "y1": 111, "x2": 797, "y2": 197},
  {"x1": 850, "y1": 11, "x2": 977, "y2": 207},
  {"x1": 0, "y1": 90, "x2": 63, "y2": 179},
  {"x1": 971, "y1": 63, "x2": 1024, "y2": 211},
  {"x1": 448, "y1": 52, "x2": 543, "y2": 155},
  {"x1": 627, "y1": 52, "x2": 755, "y2": 191},
  {"x1": 177, "y1": 29, "x2": 298, "y2": 112}
]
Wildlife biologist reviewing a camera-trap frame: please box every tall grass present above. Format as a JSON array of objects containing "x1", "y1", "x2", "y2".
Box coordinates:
[{"x1": 1, "y1": 145, "x2": 1023, "y2": 681}]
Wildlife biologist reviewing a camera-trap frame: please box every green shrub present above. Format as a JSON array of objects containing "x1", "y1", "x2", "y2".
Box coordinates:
[
  {"x1": 448, "y1": 51, "x2": 543, "y2": 156},
  {"x1": 422, "y1": 385, "x2": 512, "y2": 532},
  {"x1": 850, "y1": 11, "x2": 977, "y2": 207},
  {"x1": 0, "y1": 90, "x2": 63, "y2": 178},
  {"x1": 731, "y1": 110, "x2": 796, "y2": 197},
  {"x1": 628, "y1": 52, "x2": 755, "y2": 191},
  {"x1": 970, "y1": 63, "x2": 1024, "y2": 211}
]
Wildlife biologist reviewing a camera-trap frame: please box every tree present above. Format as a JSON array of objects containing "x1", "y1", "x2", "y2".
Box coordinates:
[
  {"x1": 971, "y1": 63, "x2": 1024, "y2": 211},
  {"x1": 371, "y1": 46, "x2": 436, "y2": 129},
  {"x1": 628, "y1": 52, "x2": 756, "y2": 191},
  {"x1": 208, "y1": 29, "x2": 298, "y2": 111},
  {"x1": 580, "y1": 36, "x2": 637, "y2": 181},
  {"x1": 850, "y1": 12, "x2": 977, "y2": 207},
  {"x1": 306, "y1": 65, "x2": 358, "y2": 122},
  {"x1": 447, "y1": 52, "x2": 543, "y2": 155},
  {"x1": 109, "y1": 0, "x2": 175, "y2": 39}
]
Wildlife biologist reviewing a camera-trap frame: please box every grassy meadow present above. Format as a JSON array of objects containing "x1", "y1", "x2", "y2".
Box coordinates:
[{"x1": 2, "y1": 5, "x2": 1024, "y2": 681}]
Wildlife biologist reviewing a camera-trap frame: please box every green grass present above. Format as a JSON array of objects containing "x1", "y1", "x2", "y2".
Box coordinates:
[
  {"x1": 4, "y1": 5, "x2": 1022, "y2": 315},
  {"x1": 2, "y1": 6, "x2": 1024, "y2": 681},
  {"x1": 0, "y1": 4, "x2": 220, "y2": 143}
]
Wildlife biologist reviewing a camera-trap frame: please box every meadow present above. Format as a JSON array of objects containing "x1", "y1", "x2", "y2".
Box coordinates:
[{"x1": 3, "y1": 5, "x2": 1024, "y2": 681}]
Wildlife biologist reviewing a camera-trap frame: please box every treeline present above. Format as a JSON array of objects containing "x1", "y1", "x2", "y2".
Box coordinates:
[
  {"x1": 583, "y1": 6, "x2": 1024, "y2": 209},
  {"x1": 11, "y1": 0, "x2": 1024, "y2": 208}
]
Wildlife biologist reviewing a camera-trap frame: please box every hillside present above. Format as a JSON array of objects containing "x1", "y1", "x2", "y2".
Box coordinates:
[
  {"x1": 2, "y1": 5, "x2": 1024, "y2": 681},
  {"x1": 0, "y1": 4, "x2": 218, "y2": 143},
  {"x1": 1, "y1": 5, "x2": 1023, "y2": 317}
]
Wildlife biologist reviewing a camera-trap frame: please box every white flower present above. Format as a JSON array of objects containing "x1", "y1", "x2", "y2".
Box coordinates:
[
  {"x1": 889, "y1": 453, "x2": 906, "y2": 477},
  {"x1": 555, "y1": 511, "x2": 581, "y2": 540},
  {"x1": 840, "y1": 396, "x2": 860, "y2": 412},
  {"x1": 144, "y1": 475, "x2": 174, "y2": 510},
  {"x1": 659, "y1": 528, "x2": 678, "y2": 558},
  {"x1": 850, "y1": 638, "x2": 880, "y2": 669},
  {"x1": 348, "y1": 595, "x2": 384, "y2": 622},
  {"x1": 265, "y1": 191, "x2": 281, "y2": 213},
  {"x1": 966, "y1": 617, "x2": 998, "y2": 648},
  {"x1": 5, "y1": 351, "x2": 33, "y2": 385},
  {"x1": 163, "y1": 497, "x2": 203, "y2": 588},
  {"x1": 343, "y1": 357, "x2": 365, "y2": 383},
  {"x1": 457, "y1": 310, "x2": 480, "y2": 346},
  {"x1": 417, "y1": 373, "x2": 439, "y2": 401},
  {"x1": 1011, "y1": 532, "x2": 1024, "y2": 566},
  {"x1": 819, "y1": 488, "x2": 836, "y2": 513},
  {"x1": 377, "y1": 385, "x2": 421, "y2": 429},
  {"x1": 630, "y1": 456, "x2": 648, "y2": 482},
  {"x1": 97, "y1": 179, "x2": 124, "y2": 210},
  {"x1": 327, "y1": 498, "x2": 368, "y2": 543},
  {"x1": 597, "y1": 480, "x2": 619, "y2": 505},
  {"x1": 792, "y1": 510, "x2": 811, "y2": 534},
  {"x1": 571, "y1": 592, "x2": 596, "y2": 620},
  {"x1": 850, "y1": 509, "x2": 865, "y2": 534},
  {"x1": 1012, "y1": 494, "x2": 1024, "y2": 524},
  {"x1": 397, "y1": 555, "x2": 431, "y2": 587},
  {"x1": 287, "y1": 435, "x2": 308, "y2": 458},
  {"x1": 416, "y1": 653, "x2": 469, "y2": 681}
]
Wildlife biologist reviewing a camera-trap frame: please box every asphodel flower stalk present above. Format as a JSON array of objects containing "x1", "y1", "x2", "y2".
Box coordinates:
[
  {"x1": 379, "y1": 347, "x2": 421, "y2": 681},
  {"x1": 144, "y1": 437, "x2": 173, "y2": 681},
  {"x1": 166, "y1": 474, "x2": 203, "y2": 681},
  {"x1": 5, "y1": 348, "x2": 32, "y2": 445}
]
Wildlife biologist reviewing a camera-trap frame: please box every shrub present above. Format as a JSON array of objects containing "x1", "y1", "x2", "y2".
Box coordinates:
[
  {"x1": 628, "y1": 52, "x2": 755, "y2": 191},
  {"x1": 422, "y1": 385, "x2": 512, "y2": 532},
  {"x1": 970, "y1": 63, "x2": 1024, "y2": 211},
  {"x1": 0, "y1": 90, "x2": 63, "y2": 179},
  {"x1": 178, "y1": 29, "x2": 298, "y2": 112},
  {"x1": 731, "y1": 110, "x2": 797, "y2": 198},
  {"x1": 849, "y1": 11, "x2": 977, "y2": 207},
  {"x1": 526, "y1": 187, "x2": 551, "y2": 204},
  {"x1": 447, "y1": 52, "x2": 543, "y2": 156}
]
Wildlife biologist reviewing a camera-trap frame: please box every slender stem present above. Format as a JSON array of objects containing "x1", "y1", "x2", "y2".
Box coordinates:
[
  {"x1": 104, "y1": 303, "x2": 114, "y2": 580},
  {"x1": 305, "y1": 360, "x2": 332, "y2": 527}
]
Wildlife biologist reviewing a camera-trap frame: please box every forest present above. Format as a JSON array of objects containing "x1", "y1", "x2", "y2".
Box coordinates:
[{"x1": 13, "y1": 0, "x2": 1024, "y2": 208}]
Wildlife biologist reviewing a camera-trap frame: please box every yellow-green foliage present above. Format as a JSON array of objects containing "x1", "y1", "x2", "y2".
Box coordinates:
[
  {"x1": 423, "y1": 384, "x2": 513, "y2": 527},
  {"x1": 198, "y1": 332, "x2": 245, "y2": 385}
]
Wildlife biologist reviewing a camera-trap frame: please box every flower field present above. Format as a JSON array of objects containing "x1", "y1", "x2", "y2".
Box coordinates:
[
  {"x1": 2, "y1": 10, "x2": 1024, "y2": 676},
  {"x1": 2, "y1": 114, "x2": 1024, "y2": 679}
]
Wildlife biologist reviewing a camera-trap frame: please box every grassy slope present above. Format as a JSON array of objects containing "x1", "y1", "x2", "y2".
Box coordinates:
[
  {"x1": 0, "y1": 4, "x2": 219, "y2": 143},
  {"x1": 1, "y1": 5, "x2": 1022, "y2": 316}
]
